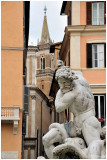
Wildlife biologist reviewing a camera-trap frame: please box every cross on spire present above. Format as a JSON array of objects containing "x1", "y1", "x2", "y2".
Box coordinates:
[{"x1": 44, "y1": 5, "x2": 47, "y2": 15}]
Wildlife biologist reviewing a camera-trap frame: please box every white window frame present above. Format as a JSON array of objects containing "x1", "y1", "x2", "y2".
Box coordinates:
[
  {"x1": 92, "y1": 44, "x2": 104, "y2": 68},
  {"x1": 94, "y1": 95, "x2": 105, "y2": 119},
  {"x1": 92, "y1": 2, "x2": 104, "y2": 25}
]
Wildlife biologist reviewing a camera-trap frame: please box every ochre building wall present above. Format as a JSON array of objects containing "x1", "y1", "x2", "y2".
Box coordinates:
[
  {"x1": 80, "y1": 1, "x2": 86, "y2": 25},
  {"x1": 1, "y1": 50, "x2": 23, "y2": 108},
  {"x1": 1, "y1": 1, "x2": 23, "y2": 47},
  {"x1": 1, "y1": 113, "x2": 23, "y2": 159},
  {"x1": 1, "y1": 1, "x2": 24, "y2": 159}
]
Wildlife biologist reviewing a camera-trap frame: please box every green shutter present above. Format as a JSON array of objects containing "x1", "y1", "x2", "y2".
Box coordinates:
[
  {"x1": 87, "y1": 2, "x2": 92, "y2": 25},
  {"x1": 87, "y1": 44, "x2": 92, "y2": 68}
]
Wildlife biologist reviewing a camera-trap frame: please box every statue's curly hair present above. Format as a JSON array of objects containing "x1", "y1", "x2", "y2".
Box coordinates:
[{"x1": 55, "y1": 66, "x2": 78, "y2": 81}]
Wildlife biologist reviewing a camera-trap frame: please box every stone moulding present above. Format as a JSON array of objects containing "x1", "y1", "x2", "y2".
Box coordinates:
[{"x1": 1, "y1": 151, "x2": 18, "y2": 159}]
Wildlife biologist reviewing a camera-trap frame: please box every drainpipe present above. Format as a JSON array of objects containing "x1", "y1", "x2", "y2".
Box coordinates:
[{"x1": 40, "y1": 98, "x2": 44, "y2": 156}]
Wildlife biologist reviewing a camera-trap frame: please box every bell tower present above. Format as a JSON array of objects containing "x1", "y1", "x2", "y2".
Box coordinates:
[{"x1": 36, "y1": 6, "x2": 54, "y2": 97}]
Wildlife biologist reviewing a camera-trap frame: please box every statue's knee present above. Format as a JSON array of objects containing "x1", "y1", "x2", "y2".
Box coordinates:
[
  {"x1": 42, "y1": 135, "x2": 48, "y2": 146},
  {"x1": 88, "y1": 140, "x2": 105, "y2": 159}
]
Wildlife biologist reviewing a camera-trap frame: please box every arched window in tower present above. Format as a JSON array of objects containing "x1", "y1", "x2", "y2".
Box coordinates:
[{"x1": 40, "y1": 56, "x2": 45, "y2": 69}]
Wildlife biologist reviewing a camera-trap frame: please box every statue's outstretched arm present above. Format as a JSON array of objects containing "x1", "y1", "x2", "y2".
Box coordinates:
[{"x1": 55, "y1": 90, "x2": 69, "y2": 112}]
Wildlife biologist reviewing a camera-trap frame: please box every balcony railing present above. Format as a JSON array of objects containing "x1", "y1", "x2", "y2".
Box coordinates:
[
  {"x1": 1, "y1": 107, "x2": 20, "y2": 134},
  {"x1": 1, "y1": 107, "x2": 20, "y2": 121}
]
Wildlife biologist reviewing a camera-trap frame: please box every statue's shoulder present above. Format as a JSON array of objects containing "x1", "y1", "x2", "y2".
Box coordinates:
[
  {"x1": 56, "y1": 89, "x2": 63, "y2": 96},
  {"x1": 72, "y1": 70, "x2": 90, "y2": 89},
  {"x1": 72, "y1": 70, "x2": 83, "y2": 77}
]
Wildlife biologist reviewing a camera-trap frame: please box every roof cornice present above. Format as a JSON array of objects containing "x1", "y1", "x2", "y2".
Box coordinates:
[
  {"x1": 60, "y1": 25, "x2": 106, "y2": 58},
  {"x1": 65, "y1": 25, "x2": 106, "y2": 36}
]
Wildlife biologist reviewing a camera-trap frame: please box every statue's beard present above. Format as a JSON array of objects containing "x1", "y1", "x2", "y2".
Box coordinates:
[{"x1": 61, "y1": 85, "x2": 74, "y2": 94}]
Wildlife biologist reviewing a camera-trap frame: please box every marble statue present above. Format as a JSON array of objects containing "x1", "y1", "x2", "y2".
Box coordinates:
[{"x1": 42, "y1": 60, "x2": 106, "y2": 159}]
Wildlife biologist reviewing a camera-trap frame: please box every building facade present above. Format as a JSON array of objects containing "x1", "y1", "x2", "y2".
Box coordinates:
[
  {"x1": 60, "y1": 1, "x2": 106, "y2": 126},
  {"x1": 1, "y1": 1, "x2": 30, "y2": 159}
]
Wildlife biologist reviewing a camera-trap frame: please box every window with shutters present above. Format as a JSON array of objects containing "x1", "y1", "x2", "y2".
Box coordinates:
[
  {"x1": 92, "y1": 2, "x2": 104, "y2": 25},
  {"x1": 87, "y1": 43, "x2": 106, "y2": 68},
  {"x1": 94, "y1": 94, "x2": 106, "y2": 126},
  {"x1": 92, "y1": 44, "x2": 104, "y2": 67},
  {"x1": 40, "y1": 56, "x2": 45, "y2": 69},
  {"x1": 87, "y1": 2, "x2": 106, "y2": 25}
]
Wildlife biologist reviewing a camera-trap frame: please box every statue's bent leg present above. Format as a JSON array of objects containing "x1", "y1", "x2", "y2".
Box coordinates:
[
  {"x1": 42, "y1": 128, "x2": 62, "y2": 147},
  {"x1": 42, "y1": 128, "x2": 63, "y2": 159},
  {"x1": 82, "y1": 116, "x2": 101, "y2": 146}
]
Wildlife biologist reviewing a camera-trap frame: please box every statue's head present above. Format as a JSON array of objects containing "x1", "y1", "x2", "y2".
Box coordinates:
[
  {"x1": 55, "y1": 66, "x2": 78, "y2": 93},
  {"x1": 55, "y1": 66, "x2": 78, "y2": 81}
]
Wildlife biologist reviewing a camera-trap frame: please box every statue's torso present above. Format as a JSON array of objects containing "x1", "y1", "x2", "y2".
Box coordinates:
[{"x1": 69, "y1": 82, "x2": 95, "y2": 127}]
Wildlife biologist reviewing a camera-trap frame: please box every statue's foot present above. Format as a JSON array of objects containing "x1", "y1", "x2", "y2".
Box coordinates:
[{"x1": 53, "y1": 144, "x2": 87, "y2": 159}]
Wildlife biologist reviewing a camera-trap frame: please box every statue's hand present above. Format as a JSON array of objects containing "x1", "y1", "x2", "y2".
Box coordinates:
[
  {"x1": 55, "y1": 88, "x2": 76, "y2": 112},
  {"x1": 75, "y1": 127, "x2": 82, "y2": 136},
  {"x1": 55, "y1": 90, "x2": 70, "y2": 112}
]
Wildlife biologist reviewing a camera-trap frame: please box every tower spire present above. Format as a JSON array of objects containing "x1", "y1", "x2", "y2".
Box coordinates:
[{"x1": 39, "y1": 6, "x2": 52, "y2": 45}]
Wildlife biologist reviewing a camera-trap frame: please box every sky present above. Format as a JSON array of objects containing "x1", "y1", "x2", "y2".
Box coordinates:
[{"x1": 28, "y1": 1, "x2": 67, "y2": 45}]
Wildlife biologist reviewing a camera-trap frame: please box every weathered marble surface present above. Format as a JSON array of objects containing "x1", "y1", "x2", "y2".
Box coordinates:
[
  {"x1": 37, "y1": 156, "x2": 45, "y2": 159},
  {"x1": 42, "y1": 61, "x2": 106, "y2": 159}
]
